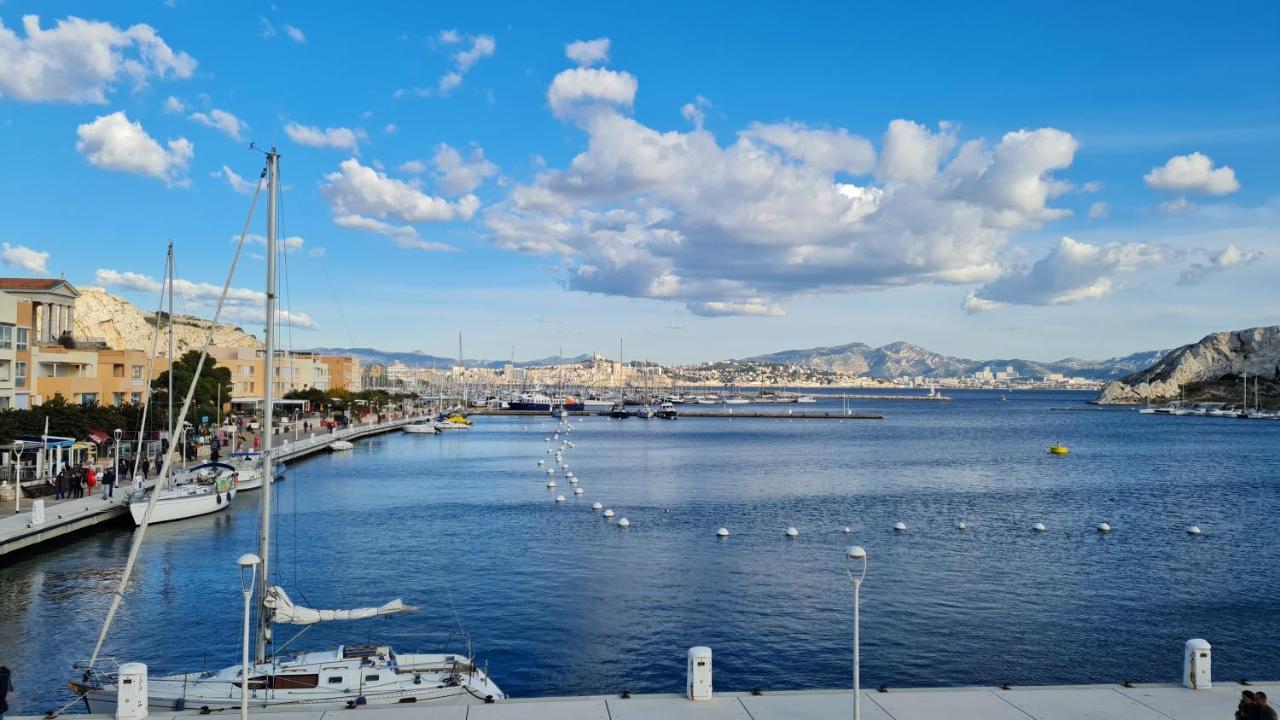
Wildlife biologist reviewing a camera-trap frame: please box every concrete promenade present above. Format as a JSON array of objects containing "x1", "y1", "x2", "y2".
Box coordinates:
[
  {"x1": 0, "y1": 417, "x2": 415, "y2": 559},
  {"x1": 15, "y1": 682, "x2": 1277, "y2": 720}
]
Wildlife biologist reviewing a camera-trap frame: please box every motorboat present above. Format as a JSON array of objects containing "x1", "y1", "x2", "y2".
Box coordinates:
[
  {"x1": 609, "y1": 401, "x2": 630, "y2": 419},
  {"x1": 435, "y1": 414, "x2": 473, "y2": 431},
  {"x1": 128, "y1": 462, "x2": 237, "y2": 525},
  {"x1": 636, "y1": 405, "x2": 656, "y2": 419},
  {"x1": 656, "y1": 402, "x2": 678, "y2": 420},
  {"x1": 403, "y1": 421, "x2": 440, "y2": 434},
  {"x1": 796, "y1": 395, "x2": 817, "y2": 403},
  {"x1": 328, "y1": 440, "x2": 354, "y2": 451}
]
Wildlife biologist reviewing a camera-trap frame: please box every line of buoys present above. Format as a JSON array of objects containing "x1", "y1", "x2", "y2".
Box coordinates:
[
  {"x1": 574, "y1": 487, "x2": 584, "y2": 495},
  {"x1": 1032, "y1": 522, "x2": 1047, "y2": 532},
  {"x1": 603, "y1": 509, "x2": 615, "y2": 518},
  {"x1": 555, "y1": 494, "x2": 565, "y2": 503}
]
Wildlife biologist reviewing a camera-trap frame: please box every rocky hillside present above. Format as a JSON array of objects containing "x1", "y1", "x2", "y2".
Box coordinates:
[
  {"x1": 1096, "y1": 326, "x2": 1280, "y2": 404},
  {"x1": 73, "y1": 287, "x2": 261, "y2": 354}
]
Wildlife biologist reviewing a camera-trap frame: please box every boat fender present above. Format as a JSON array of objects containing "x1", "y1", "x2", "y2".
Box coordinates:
[
  {"x1": 216, "y1": 494, "x2": 222, "y2": 505},
  {"x1": 484, "y1": 696, "x2": 495, "y2": 704},
  {"x1": 413, "y1": 674, "x2": 421, "y2": 685},
  {"x1": 355, "y1": 696, "x2": 367, "y2": 706}
]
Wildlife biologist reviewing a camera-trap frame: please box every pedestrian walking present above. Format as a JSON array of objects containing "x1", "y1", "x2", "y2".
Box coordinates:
[
  {"x1": 1258, "y1": 692, "x2": 1277, "y2": 720},
  {"x1": 0, "y1": 665, "x2": 14, "y2": 720},
  {"x1": 102, "y1": 466, "x2": 116, "y2": 499},
  {"x1": 54, "y1": 469, "x2": 65, "y2": 500},
  {"x1": 141, "y1": 455, "x2": 151, "y2": 479}
]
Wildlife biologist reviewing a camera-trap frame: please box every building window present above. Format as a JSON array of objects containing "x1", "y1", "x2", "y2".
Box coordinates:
[
  {"x1": 16, "y1": 328, "x2": 28, "y2": 351},
  {"x1": 0, "y1": 325, "x2": 11, "y2": 349},
  {"x1": 131, "y1": 392, "x2": 143, "y2": 403},
  {"x1": 132, "y1": 365, "x2": 143, "y2": 379},
  {"x1": 113, "y1": 392, "x2": 126, "y2": 406},
  {"x1": 240, "y1": 365, "x2": 253, "y2": 377},
  {"x1": 113, "y1": 364, "x2": 125, "y2": 378},
  {"x1": 15, "y1": 361, "x2": 26, "y2": 388},
  {"x1": 80, "y1": 393, "x2": 98, "y2": 406},
  {"x1": 0, "y1": 396, "x2": 9, "y2": 410}
]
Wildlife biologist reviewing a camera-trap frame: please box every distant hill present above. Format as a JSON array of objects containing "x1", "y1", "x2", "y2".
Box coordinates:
[
  {"x1": 1096, "y1": 326, "x2": 1280, "y2": 405},
  {"x1": 308, "y1": 347, "x2": 591, "y2": 370},
  {"x1": 74, "y1": 287, "x2": 261, "y2": 354},
  {"x1": 740, "y1": 341, "x2": 1167, "y2": 380}
]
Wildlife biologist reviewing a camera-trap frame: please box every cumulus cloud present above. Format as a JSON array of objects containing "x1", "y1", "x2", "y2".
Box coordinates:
[
  {"x1": 1159, "y1": 196, "x2": 1197, "y2": 215},
  {"x1": 565, "y1": 38, "x2": 610, "y2": 66},
  {"x1": 964, "y1": 236, "x2": 1174, "y2": 311},
  {"x1": 1178, "y1": 244, "x2": 1263, "y2": 286},
  {"x1": 0, "y1": 14, "x2": 196, "y2": 103},
  {"x1": 242, "y1": 233, "x2": 305, "y2": 252},
  {"x1": 432, "y1": 143, "x2": 498, "y2": 195},
  {"x1": 398, "y1": 160, "x2": 426, "y2": 174},
  {"x1": 75, "y1": 111, "x2": 193, "y2": 187},
  {"x1": 1, "y1": 243, "x2": 50, "y2": 274},
  {"x1": 322, "y1": 158, "x2": 479, "y2": 242},
  {"x1": 189, "y1": 108, "x2": 248, "y2": 140},
  {"x1": 436, "y1": 33, "x2": 494, "y2": 94},
  {"x1": 212, "y1": 164, "x2": 255, "y2": 193},
  {"x1": 94, "y1": 267, "x2": 319, "y2": 329},
  {"x1": 162, "y1": 95, "x2": 185, "y2": 113},
  {"x1": 548, "y1": 67, "x2": 637, "y2": 118},
  {"x1": 1087, "y1": 201, "x2": 1109, "y2": 219},
  {"x1": 1144, "y1": 152, "x2": 1240, "y2": 196},
  {"x1": 283, "y1": 24, "x2": 305, "y2": 43},
  {"x1": 486, "y1": 66, "x2": 1093, "y2": 316},
  {"x1": 284, "y1": 122, "x2": 365, "y2": 152}
]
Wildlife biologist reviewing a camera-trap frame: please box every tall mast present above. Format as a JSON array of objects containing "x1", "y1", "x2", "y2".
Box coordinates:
[
  {"x1": 458, "y1": 332, "x2": 465, "y2": 406},
  {"x1": 256, "y1": 148, "x2": 279, "y2": 663},
  {"x1": 167, "y1": 242, "x2": 175, "y2": 459}
]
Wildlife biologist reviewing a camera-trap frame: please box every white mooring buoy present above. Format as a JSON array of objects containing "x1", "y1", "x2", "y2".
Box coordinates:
[
  {"x1": 618, "y1": 518, "x2": 630, "y2": 528},
  {"x1": 1033, "y1": 522, "x2": 1047, "y2": 532},
  {"x1": 1097, "y1": 522, "x2": 1111, "y2": 533},
  {"x1": 547, "y1": 480, "x2": 557, "y2": 488},
  {"x1": 574, "y1": 487, "x2": 584, "y2": 495},
  {"x1": 555, "y1": 495, "x2": 565, "y2": 503},
  {"x1": 716, "y1": 527, "x2": 730, "y2": 538},
  {"x1": 893, "y1": 521, "x2": 907, "y2": 532},
  {"x1": 1187, "y1": 526, "x2": 1202, "y2": 536},
  {"x1": 545, "y1": 437, "x2": 550, "y2": 442},
  {"x1": 956, "y1": 521, "x2": 967, "y2": 531},
  {"x1": 546, "y1": 448, "x2": 552, "y2": 454},
  {"x1": 592, "y1": 502, "x2": 603, "y2": 510},
  {"x1": 546, "y1": 468, "x2": 554, "y2": 475},
  {"x1": 537, "y1": 460, "x2": 544, "y2": 466},
  {"x1": 604, "y1": 509, "x2": 615, "y2": 518},
  {"x1": 785, "y1": 527, "x2": 799, "y2": 537},
  {"x1": 842, "y1": 526, "x2": 852, "y2": 534}
]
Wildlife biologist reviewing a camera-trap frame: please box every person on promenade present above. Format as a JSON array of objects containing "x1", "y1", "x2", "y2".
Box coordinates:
[
  {"x1": 1257, "y1": 692, "x2": 1277, "y2": 720},
  {"x1": 141, "y1": 455, "x2": 151, "y2": 479},
  {"x1": 54, "y1": 468, "x2": 65, "y2": 500},
  {"x1": 1240, "y1": 690, "x2": 1260, "y2": 720},
  {"x1": 1, "y1": 665, "x2": 14, "y2": 720},
  {"x1": 102, "y1": 466, "x2": 115, "y2": 500}
]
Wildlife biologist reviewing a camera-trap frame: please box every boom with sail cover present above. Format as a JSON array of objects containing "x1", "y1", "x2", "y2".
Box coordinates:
[{"x1": 264, "y1": 587, "x2": 416, "y2": 625}]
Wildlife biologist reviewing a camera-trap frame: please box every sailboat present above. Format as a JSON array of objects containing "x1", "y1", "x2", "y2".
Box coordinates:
[
  {"x1": 125, "y1": 244, "x2": 238, "y2": 526},
  {"x1": 73, "y1": 148, "x2": 503, "y2": 712}
]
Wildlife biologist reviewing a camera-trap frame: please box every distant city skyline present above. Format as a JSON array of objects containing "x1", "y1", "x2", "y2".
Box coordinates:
[{"x1": 1, "y1": 2, "x2": 1276, "y2": 364}]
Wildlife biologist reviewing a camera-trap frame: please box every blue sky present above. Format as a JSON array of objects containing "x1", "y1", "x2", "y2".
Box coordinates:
[{"x1": 0, "y1": 1, "x2": 1276, "y2": 364}]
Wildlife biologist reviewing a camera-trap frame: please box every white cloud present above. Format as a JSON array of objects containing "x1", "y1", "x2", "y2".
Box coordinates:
[
  {"x1": 1087, "y1": 201, "x2": 1109, "y2": 219},
  {"x1": 212, "y1": 164, "x2": 254, "y2": 193},
  {"x1": 323, "y1": 158, "x2": 480, "y2": 241},
  {"x1": 965, "y1": 236, "x2": 1174, "y2": 311},
  {"x1": 547, "y1": 67, "x2": 637, "y2": 118},
  {"x1": 284, "y1": 122, "x2": 365, "y2": 152},
  {"x1": 486, "y1": 69, "x2": 1090, "y2": 316},
  {"x1": 1, "y1": 242, "x2": 49, "y2": 274},
  {"x1": 399, "y1": 160, "x2": 426, "y2": 174},
  {"x1": 162, "y1": 95, "x2": 185, "y2": 113},
  {"x1": 188, "y1": 108, "x2": 248, "y2": 140},
  {"x1": 94, "y1": 267, "x2": 319, "y2": 329},
  {"x1": 283, "y1": 24, "x2": 305, "y2": 43},
  {"x1": 241, "y1": 233, "x2": 305, "y2": 252},
  {"x1": 436, "y1": 33, "x2": 495, "y2": 94},
  {"x1": 960, "y1": 292, "x2": 1003, "y2": 314},
  {"x1": 1144, "y1": 152, "x2": 1240, "y2": 196},
  {"x1": 565, "y1": 38, "x2": 610, "y2": 66},
  {"x1": 432, "y1": 143, "x2": 498, "y2": 195},
  {"x1": 1178, "y1": 244, "x2": 1263, "y2": 285},
  {"x1": 383, "y1": 123, "x2": 398, "y2": 135},
  {"x1": 258, "y1": 17, "x2": 276, "y2": 38},
  {"x1": 75, "y1": 111, "x2": 193, "y2": 187},
  {"x1": 687, "y1": 300, "x2": 784, "y2": 317},
  {"x1": 1159, "y1": 196, "x2": 1197, "y2": 215},
  {"x1": 0, "y1": 14, "x2": 195, "y2": 103}
]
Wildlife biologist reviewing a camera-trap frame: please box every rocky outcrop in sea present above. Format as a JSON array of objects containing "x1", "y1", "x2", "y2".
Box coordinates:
[{"x1": 1096, "y1": 325, "x2": 1280, "y2": 404}]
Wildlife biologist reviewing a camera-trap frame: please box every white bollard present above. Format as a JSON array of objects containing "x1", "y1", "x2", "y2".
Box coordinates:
[
  {"x1": 31, "y1": 498, "x2": 45, "y2": 525},
  {"x1": 1182, "y1": 639, "x2": 1211, "y2": 689},
  {"x1": 117, "y1": 662, "x2": 149, "y2": 720},
  {"x1": 687, "y1": 646, "x2": 713, "y2": 700}
]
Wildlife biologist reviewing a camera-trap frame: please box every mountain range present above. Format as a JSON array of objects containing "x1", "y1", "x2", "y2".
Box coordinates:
[
  {"x1": 307, "y1": 347, "x2": 593, "y2": 370},
  {"x1": 738, "y1": 341, "x2": 1169, "y2": 380}
]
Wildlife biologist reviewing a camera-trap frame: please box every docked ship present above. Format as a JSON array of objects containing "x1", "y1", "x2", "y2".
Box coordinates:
[{"x1": 507, "y1": 392, "x2": 584, "y2": 412}]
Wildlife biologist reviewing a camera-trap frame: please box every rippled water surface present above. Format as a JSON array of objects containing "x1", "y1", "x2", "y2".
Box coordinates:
[{"x1": 3, "y1": 390, "x2": 1278, "y2": 713}]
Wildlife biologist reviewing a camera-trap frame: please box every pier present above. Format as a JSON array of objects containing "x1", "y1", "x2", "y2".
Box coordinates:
[
  {"x1": 473, "y1": 409, "x2": 884, "y2": 419},
  {"x1": 14, "y1": 681, "x2": 1274, "y2": 719},
  {"x1": 0, "y1": 417, "x2": 415, "y2": 560}
]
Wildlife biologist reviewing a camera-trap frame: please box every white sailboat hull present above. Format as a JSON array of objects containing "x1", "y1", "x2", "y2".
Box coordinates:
[
  {"x1": 402, "y1": 423, "x2": 439, "y2": 434},
  {"x1": 129, "y1": 485, "x2": 235, "y2": 525}
]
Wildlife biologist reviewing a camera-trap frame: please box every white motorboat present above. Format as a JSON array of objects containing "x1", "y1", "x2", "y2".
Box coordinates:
[
  {"x1": 580, "y1": 398, "x2": 614, "y2": 413},
  {"x1": 402, "y1": 422, "x2": 440, "y2": 434},
  {"x1": 224, "y1": 451, "x2": 265, "y2": 490},
  {"x1": 637, "y1": 405, "x2": 656, "y2": 419},
  {"x1": 656, "y1": 402, "x2": 678, "y2": 419},
  {"x1": 128, "y1": 463, "x2": 237, "y2": 525},
  {"x1": 328, "y1": 440, "x2": 354, "y2": 451},
  {"x1": 796, "y1": 395, "x2": 817, "y2": 403},
  {"x1": 434, "y1": 418, "x2": 473, "y2": 431}
]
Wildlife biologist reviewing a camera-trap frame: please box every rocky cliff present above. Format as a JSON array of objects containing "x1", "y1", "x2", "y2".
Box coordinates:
[
  {"x1": 1096, "y1": 326, "x2": 1280, "y2": 404},
  {"x1": 73, "y1": 287, "x2": 262, "y2": 354}
]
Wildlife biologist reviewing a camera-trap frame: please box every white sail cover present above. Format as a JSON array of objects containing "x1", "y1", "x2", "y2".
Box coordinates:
[{"x1": 264, "y1": 586, "x2": 417, "y2": 625}]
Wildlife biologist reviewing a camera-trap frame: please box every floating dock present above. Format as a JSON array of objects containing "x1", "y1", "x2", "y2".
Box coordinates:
[
  {"x1": 0, "y1": 418, "x2": 415, "y2": 560},
  {"x1": 14, "y1": 681, "x2": 1273, "y2": 720}
]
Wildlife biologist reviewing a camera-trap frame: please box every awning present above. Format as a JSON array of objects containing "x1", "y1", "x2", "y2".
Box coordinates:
[{"x1": 88, "y1": 428, "x2": 109, "y2": 444}]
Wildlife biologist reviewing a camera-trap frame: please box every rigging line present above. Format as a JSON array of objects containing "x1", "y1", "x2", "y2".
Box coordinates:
[
  {"x1": 89, "y1": 167, "x2": 267, "y2": 669},
  {"x1": 314, "y1": 253, "x2": 354, "y2": 347}
]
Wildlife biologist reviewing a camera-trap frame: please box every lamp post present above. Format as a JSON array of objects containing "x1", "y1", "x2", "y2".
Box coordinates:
[
  {"x1": 238, "y1": 553, "x2": 261, "y2": 720},
  {"x1": 846, "y1": 546, "x2": 867, "y2": 720},
  {"x1": 113, "y1": 429, "x2": 123, "y2": 498}
]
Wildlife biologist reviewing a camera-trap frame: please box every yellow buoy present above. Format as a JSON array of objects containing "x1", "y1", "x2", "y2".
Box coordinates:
[{"x1": 1048, "y1": 444, "x2": 1069, "y2": 455}]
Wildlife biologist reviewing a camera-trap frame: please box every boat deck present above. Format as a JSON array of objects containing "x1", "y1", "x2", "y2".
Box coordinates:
[{"x1": 20, "y1": 682, "x2": 1274, "y2": 719}]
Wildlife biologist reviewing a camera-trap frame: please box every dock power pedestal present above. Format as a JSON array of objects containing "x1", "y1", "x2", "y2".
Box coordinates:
[
  {"x1": 687, "y1": 646, "x2": 713, "y2": 700},
  {"x1": 1183, "y1": 639, "x2": 1211, "y2": 689},
  {"x1": 116, "y1": 662, "x2": 149, "y2": 720}
]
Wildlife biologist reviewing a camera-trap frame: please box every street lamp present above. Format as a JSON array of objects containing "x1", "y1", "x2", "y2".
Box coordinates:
[
  {"x1": 237, "y1": 553, "x2": 261, "y2": 720},
  {"x1": 113, "y1": 429, "x2": 123, "y2": 498},
  {"x1": 846, "y1": 546, "x2": 867, "y2": 720}
]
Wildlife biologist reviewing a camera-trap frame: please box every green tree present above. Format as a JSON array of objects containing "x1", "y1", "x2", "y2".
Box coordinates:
[{"x1": 151, "y1": 350, "x2": 233, "y2": 429}]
